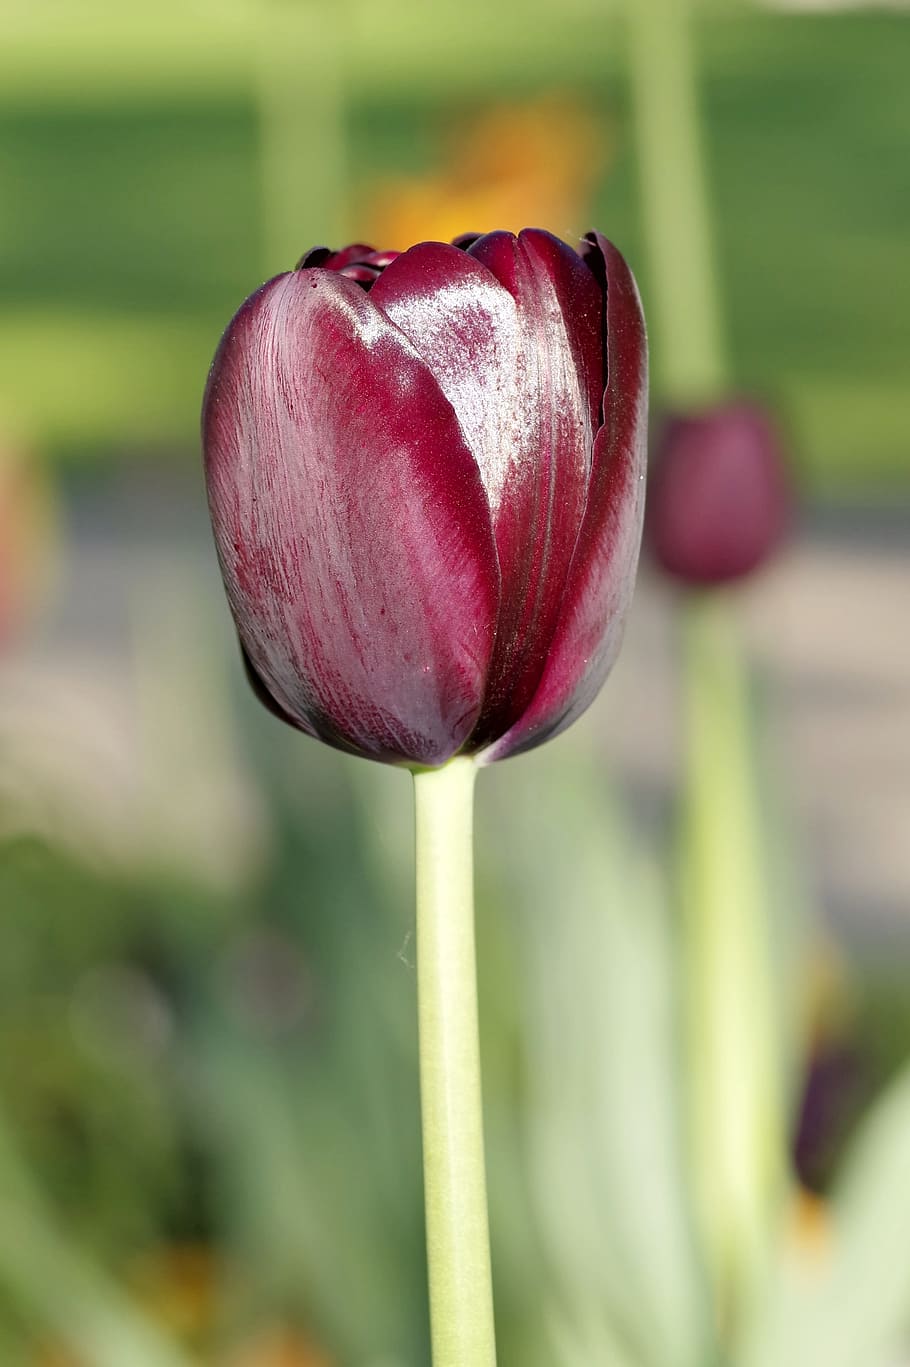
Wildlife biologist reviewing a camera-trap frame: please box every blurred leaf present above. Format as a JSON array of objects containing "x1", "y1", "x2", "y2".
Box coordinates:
[
  {"x1": 0, "y1": 839, "x2": 188, "y2": 1256},
  {"x1": 0, "y1": 1109, "x2": 194, "y2": 1367},
  {"x1": 196, "y1": 1034, "x2": 426, "y2": 1367},
  {"x1": 739, "y1": 1062, "x2": 910, "y2": 1367},
  {"x1": 541, "y1": 1292, "x2": 643, "y2": 1367},
  {"x1": 186, "y1": 760, "x2": 429, "y2": 1367},
  {"x1": 488, "y1": 739, "x2": 712, "y2": 1367}
]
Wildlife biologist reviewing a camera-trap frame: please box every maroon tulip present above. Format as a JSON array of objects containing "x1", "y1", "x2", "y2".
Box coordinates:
[
  {"x1": 647, "y1": 400, "x2": 789, "y2": 586},
  {"x1": 203, "y1": 230, "x2": 647, "y2": 767}
]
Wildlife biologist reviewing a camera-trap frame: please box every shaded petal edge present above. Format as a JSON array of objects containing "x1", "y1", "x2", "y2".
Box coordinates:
[{"x1": 482, "y1": 234, "x2": 648, "y2": 761}]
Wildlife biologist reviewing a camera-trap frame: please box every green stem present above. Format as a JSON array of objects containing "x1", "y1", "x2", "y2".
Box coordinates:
[
  {"x1": 627, "y1": 0, "x2": 729, "y2": 401},
  {"x1": 413, "y1": 756, "x2": 497, "y2": 1367},
  {"x1": 680, "y1": 595, "x2": 786, "y2": 1328}
]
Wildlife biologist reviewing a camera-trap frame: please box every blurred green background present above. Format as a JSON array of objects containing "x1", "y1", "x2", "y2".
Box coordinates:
[
  {"x1": 0, "y1": 1, "x2": 908, "y2": 1364},
  {"x1": 1, "y1": 1, "x2": 909, "y2": 487}
]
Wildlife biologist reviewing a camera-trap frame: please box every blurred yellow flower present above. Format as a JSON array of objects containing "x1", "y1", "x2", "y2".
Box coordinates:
[{"x1": 363, "y1": 95, "x2": 613, "y2": 248}]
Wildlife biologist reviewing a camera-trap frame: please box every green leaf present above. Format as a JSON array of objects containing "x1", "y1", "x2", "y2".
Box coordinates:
[
  {"x1": 739, "y1": 1063, "x2": 910, "y2": 1367},
  {"x1": 488, "y1": 739, "x2": 712, "y2": 1367}
]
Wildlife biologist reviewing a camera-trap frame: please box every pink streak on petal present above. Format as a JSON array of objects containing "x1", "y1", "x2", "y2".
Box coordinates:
[{"x1": 203, "y1": 269, "x2": 499, "y2": 765}]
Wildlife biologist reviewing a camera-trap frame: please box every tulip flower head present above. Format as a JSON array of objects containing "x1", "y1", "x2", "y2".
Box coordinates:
[
  {"x1": 647, "y1": 400, "x2": 789, "y2": 587},
  {"x1": 203, "y1": 230, "x2": 647, "y2": 768}
]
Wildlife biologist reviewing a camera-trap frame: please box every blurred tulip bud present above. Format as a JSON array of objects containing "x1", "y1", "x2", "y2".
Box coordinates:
[
  {"x1": 647, "y1": 400, "x2": 789, "y2": 586},
  {"x1": 794, "y1": 1042, "x2": 867, "y2": 1194},
  {"x1": 203, "y1": 230, "x2": 647, "y2": 767}
]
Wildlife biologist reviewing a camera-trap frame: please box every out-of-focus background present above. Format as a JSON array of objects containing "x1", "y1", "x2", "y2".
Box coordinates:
[{"x1": 0, "y1": 1, "x2": 908, "y2": 1365}]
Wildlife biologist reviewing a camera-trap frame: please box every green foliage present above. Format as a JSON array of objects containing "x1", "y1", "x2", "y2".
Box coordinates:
[
  {"x1": 2, "y1": 647, "x2": 910, "y2": 1364},
  {"x1": 0, "y1": 840, "x2": 184, "y2": 1258}
]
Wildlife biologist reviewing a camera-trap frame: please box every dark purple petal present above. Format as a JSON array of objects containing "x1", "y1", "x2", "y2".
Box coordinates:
[
  {"x1": 647, "y1": 401, "x2": 789, "y2": 584},
  {"x1": 362, "y1": 249, "x2": 401, "y2": 269},
  {"x1": 296, "y1": 246, "x2": 332, "y2": 269},
  {"x1": 297, "y1": 245, "x2": 400, "y2": 289},
  {"x1": 338, "y1": 264, "x2": 382, "y2": 287},
  {"x1": 794, "y1": 1044, "x2": 868, "y2": 1193},
  {"x1": 451, "y1": 232, "x2": 483, "y2": 251},
  {"x1": 323, "y1": 243, "x2": 375, "y2": 270},
  {"x1": 371, "y1": 231, "x2": 602, "y2": 746},
  {"x1": 486, "y1": 233, "x2": 648, "y2": 761},
  {"x1": 203, "y1": 269, "x2": 500, "y2": 766}
]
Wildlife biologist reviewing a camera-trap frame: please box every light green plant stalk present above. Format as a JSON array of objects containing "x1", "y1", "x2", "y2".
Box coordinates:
[
  {"x1": 257, "y1": 0, "x2": 347, "y2": 272},
  {"x1": 628, "y1": 0, "x2": 790, "y2": 1330},
  {"x1": 627, "y1": 0, "x2": 728, "y2": 402},
  {"x1": 680, "y1": 595, "x2": 788, "y2": 1328},
  {"x1": 413, "y1": 756, "x2": 497, "y2": 1367}
]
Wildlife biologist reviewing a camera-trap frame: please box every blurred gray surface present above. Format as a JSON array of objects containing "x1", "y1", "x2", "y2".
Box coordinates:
[
  {"x1": 3, "y1": 471, "x2": 909, "y2": 942},
  {"x1": 610, "y1": 507, "x2": 910, "y2": 944}
]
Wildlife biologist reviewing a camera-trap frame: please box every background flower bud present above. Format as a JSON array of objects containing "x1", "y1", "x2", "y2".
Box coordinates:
[
  {"x1": 646, "y1": 400, "x2": 790, "y2": 586},
  {"x1": 203, "y1": 229, "x2": 647, "y2": 768}
]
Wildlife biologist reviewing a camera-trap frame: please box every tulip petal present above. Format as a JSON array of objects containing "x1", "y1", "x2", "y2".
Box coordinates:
[
  {"x1": 468, "y1": 229, "x2": 605, "y2": 434},
  {"x1": 371, "y1": 232, "x2": 602, "y2": 744},
  {"x1": 203, "y1": 270, "x2": 499, "y2": 766},
  {"x1": 486, "y1": 233, "x2": 648, "y2": 761}
]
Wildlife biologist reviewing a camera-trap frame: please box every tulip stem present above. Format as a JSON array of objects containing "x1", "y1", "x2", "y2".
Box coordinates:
[{"x1": 413, "y1": 756, "x2": 497, "y2": 1367}]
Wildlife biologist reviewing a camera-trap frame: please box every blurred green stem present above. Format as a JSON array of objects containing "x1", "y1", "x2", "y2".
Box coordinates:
[
  {"x1": 680, "y1": 595, "x2": 786, "y2": 1329},
  {"x1": 627, "y1": 0, "x2": 728, "y2": 401},
  {"x1": 413, "y1": 757, "x2": 497, "y2": 1367},
  {"x1": 257, "y1": 0, "x2": 347, "y2": 273}
]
